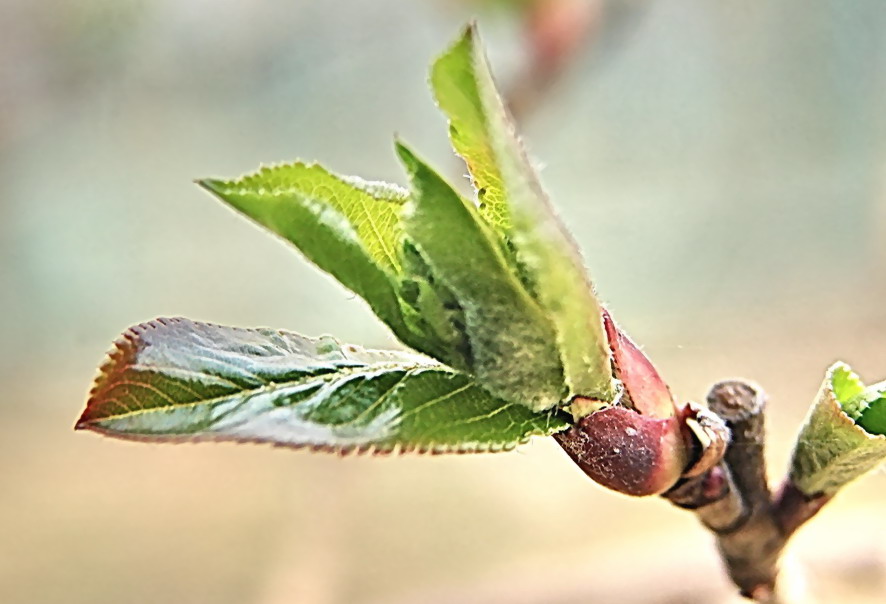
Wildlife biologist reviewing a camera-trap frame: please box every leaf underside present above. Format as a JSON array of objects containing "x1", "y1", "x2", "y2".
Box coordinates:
[
  {"x1": 431, "y1": 25, "x2": 614, "y2": 403},
  {"x1": 397, "y1": 142, "x2": 566, "y2": 411},
  {"x1": 790, "y1": 363, "x2": 886, "y2": 496},
  {"x1": 77, "y1": 318, "x2": 569, "y2": 453}
]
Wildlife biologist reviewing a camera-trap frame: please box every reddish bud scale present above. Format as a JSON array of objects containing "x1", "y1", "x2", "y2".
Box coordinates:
[
  {"x1": 555, "y1": 310, "x2": 703, "y2": 496},
  {"x1": 554, "y1": 406, "x2": 688, "y2": 495},
  {"x1": 601, "y1": 308, "x2": 676, "y2": 418}
]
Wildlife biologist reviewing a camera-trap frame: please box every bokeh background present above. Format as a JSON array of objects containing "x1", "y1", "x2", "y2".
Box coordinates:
[{"x1": 2, "y1": 1, "x2": 885, "y2": 602}]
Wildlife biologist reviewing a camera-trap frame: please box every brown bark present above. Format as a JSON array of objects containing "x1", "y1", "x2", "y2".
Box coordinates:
[{"x1": 664, "y1": 380, "x2": 834, "y2": 601}]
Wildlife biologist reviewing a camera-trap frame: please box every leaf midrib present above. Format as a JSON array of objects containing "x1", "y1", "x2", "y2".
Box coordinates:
[{"x1": 87, "y1": 360, "x2": 445, "y2": 424}]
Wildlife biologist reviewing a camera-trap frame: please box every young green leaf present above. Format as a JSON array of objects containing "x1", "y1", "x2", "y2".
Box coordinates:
[
  {"x1": 836, "y1": 371, "x2": 886, "y2": 437},
  {"x1": 431, "y1": 27, "x2": 509, "y2": 230},
  {"x1": 858, "y1": 394, "x2": 886, "y2": 435},
  {"x1": 396, "y1": 240, "x2": 471, "y2": 368},
  {"x1": 200, "y1": 163, "x2": 408, "y2": 326},
  {"x1": 831, "y1": 364, "x2": 866, "y2": 416},
  {"x1": 431, "y1": 25, "x2": 614, "y2": 403},
  {"x1": 789, "y1": 363, "x2": 886, "y2": 496},
  {"x1": 198, "y1": 163, "x2": 461, "y2": 367},
  {"x1": 397, "y1": 142, "x2": 566, "y2": 411},
  {"x1": 202, "y1": 162, "x2": 408, "y2": 269},
  {"x1": 76, "y1": 318, "x2": 569, "y2": 453}
]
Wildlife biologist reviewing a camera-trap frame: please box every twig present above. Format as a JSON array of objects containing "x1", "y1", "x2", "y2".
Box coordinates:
[
  {"x1": 708, "y1": 381, "x2": 785, "y2": 599},
  {"x1": 771, "y1": 480, "x2": 831, "y2": 540},
  {"x1": 665, "y1": 381, "x2": 789, "y2": 601},
  {"x1": 665, "y1": 462, "x2": 745, "y2": 533}
]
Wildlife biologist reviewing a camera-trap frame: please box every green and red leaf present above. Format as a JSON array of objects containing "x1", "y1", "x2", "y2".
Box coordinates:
[{"x1": 77, "y1": 318, "x2": 569, "y2": 453}]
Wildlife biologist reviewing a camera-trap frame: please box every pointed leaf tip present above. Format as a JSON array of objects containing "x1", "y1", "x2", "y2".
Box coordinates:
[
  {"x1": 196, "y1": 178, "x2": 223, "y2": 194},
  {"x1": 394, "y1": 140, "x2": 419, "y2": 173},
  {"x1": 431, "y1": 23, "x2": 614, "y2": 403},
  {"x1": 461, "y1": 21, "x2": 479, "y2": 44}
]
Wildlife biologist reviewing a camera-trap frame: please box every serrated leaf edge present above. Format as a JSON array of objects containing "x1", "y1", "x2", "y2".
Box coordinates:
[
  {"x1": 201, "y1": 161, "x2": 409, "y2": 201},
  {"x1": 78, "y1": 420, "x2": 564, "y2": 456},
  {"x1": 77, "y1": 317, "x2": 569, "y2": 455},
  {"x1": 77, "y1": 317, "x2": 437, "y2": 425}
]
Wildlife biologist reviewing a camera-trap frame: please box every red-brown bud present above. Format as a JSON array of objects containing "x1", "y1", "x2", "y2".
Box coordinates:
[
  {"x1": 602, "y1": 308, "x2": 676, "y2": 418},
  {"x1": 554, "y1": 405, "x2": 688, "y2": 495},
  {"x1": 554, "y1": 310, "x2": 729, "y2": 496}
]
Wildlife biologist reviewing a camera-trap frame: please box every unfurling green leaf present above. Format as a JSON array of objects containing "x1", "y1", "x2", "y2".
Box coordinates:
[
  {"x1": 835, "y1": 365, "x2": 886, "y2": 436},
  {"x1": 397, "y1": 142, "x2": 565, "y2": 412},
  {"x1": 199, "y1": 164, "x2": 408, "y2": 333},
  {"x1": 431, "y1": 25, "x2": 614, "y2": 403},
  {"x1": 78, "y1": 20, "x2": 628, "y2": 453},
  {"x1": 204, "y1": 162, "x2": 408, "y2": 271},
  {"x1": 199, "y1": 163, "x2": 467, "y2": 370},
  {"x1": 858, "y1": 396, "x2": 886, "y2": 435},
  {"x1": 76, "y1": 318, "x2": 569, "y2": 453},
  {"x1": 191, "y1": 25, "x2": 620, "y2": 416},
  {"x1": 789, "y1": 363, "x2": 886, "y2": 496}
]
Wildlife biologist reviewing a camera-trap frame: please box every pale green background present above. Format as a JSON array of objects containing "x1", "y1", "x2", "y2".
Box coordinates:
[{"x1": 2, "y1": 1, "x2": 885, "y2": 602}]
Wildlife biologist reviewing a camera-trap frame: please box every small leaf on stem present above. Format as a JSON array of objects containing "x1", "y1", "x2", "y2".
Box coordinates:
[{"x1": 789, "y1": 362, "x2": 886, "y2": 496}]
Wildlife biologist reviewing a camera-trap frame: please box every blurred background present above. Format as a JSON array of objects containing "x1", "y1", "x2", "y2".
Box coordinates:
[{"x1": 2, "y1": 0, "x2": 885, "y2": 602}]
